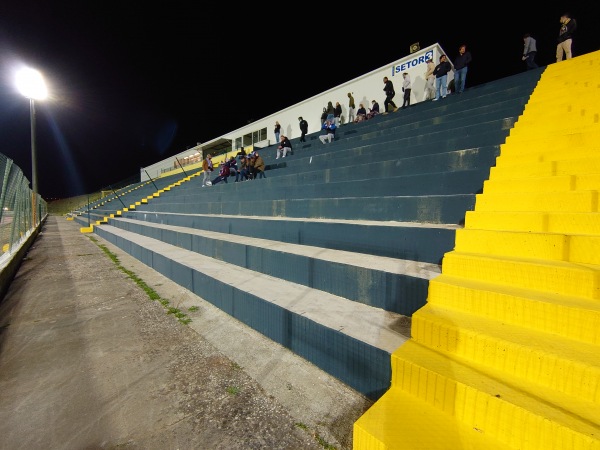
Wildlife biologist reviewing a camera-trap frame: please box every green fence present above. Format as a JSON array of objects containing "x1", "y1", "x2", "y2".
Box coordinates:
[{"x1": 0, "y1": 153, "x2": 47, "y2": 259}]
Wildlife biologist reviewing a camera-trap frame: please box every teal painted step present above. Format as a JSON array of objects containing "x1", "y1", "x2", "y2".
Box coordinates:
[
  {"x1": 105, "y1": 216, "x2": 440, "y2": 315},
  {"x1": 120, "y1": 211, "x2": 458, "y2": 263},
  {"x1": 93, "y1": 224, "x2": 407, "y2": 400},
  {"x1": 137, "y1": 193, "x2": 475, "y2": 224}
]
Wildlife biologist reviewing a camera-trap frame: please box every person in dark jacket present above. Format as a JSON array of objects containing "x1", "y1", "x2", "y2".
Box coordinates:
[
  {"x1": 557, "y1": 12, "x2": 577, "y2": 61},
  {"x1": 276, "y1": 135, "x2": 293, "y2": 159},
  {"x1": 320, "y1": 107, "x2": 328, "y2": 125},
  {"x1": 453, "y1": 44, "x2": 472, "y2": 94},
  {"x1": 333, "y1": 101, "x2": 342, "y2": 126},
  {"x1": 211, "y1": 160, "x2": 231, "y2": 185},
  {"x1": 432, "y1": 54, "x2": 452, "y2": 101},
  {"x1": 298, "y1": 117, "x2": 308, "y2": 142},
  {"x1": 382, "y1": 77, "x2": 398, "y2": 112}
]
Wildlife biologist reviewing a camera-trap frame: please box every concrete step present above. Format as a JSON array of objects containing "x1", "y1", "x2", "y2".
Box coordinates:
[
  {"x1": 136, "y1": 193, "x2": 476, "y2": 224},
  {"x1": 353, "y1": 385, "x2": 510, "y2": 450},
  {"x1": 117, "y1": 211, "x2": 460, "y2": 262},
  {"x1": 482, "y1": 173, "x2": 600, "y2": 194},
  {"x1": 384, "y1": 340, "x2": 600, "y2": 450},
  {"x1": 441, "y1": 251, "x2": 600, "y2": 300},
  {"x1": 105, "y1": 217, "x2": 442, "y2": 315},
  {"x1": 474, "y1": 190, "x2": 599, "y2": 213},
  {"x1": 464, "y1": 210, "x2": 600, "y2": 234},
  {"x1": 93, "y1": 224, "x2": 409, "y2": 400},
  {"x1": 428, "y1": 274, "x2": 600, "y2": 345},
  {"x1": 149, "y1": 169, "x2": 491, "y2": 205},
  {"x1": 454, "y1": 228, "x2": 600, "y2": 265},
  {"x1": 411, "y1": 303, "x2": 600, "y2": 402}
]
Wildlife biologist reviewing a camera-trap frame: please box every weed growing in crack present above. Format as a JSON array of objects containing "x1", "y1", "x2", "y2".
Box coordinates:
[{"x1": 88, "y1": 236, "x2": 192, "y2": 325}]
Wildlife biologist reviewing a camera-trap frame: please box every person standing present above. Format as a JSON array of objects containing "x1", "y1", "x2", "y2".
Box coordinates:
[
  {"x1": 522, "y1": 33, "x2": 539, "y2": 70},
  {"x1": 201, "y1": 153, "x2": 213, "y2": 187},
  {"x1": 557, "y1": 12, "x2": 577, "y2": 62},
  {"x1": 320, "y1": 107, "x2": 328, "y2": 126},
  {"x1": 453, "y1": 44, "x2": 472, "y2": 94},
  {"x1": 423, "y1": 57, "x2": 436, "y2": 100},
  {"x1": 298, "y1": 116, "x2": 308, "y2": 142},
  {"x1": 432, "y1": 54, "x2": 452, "y2": 101},
  {"x1": 326, "y1": 101, "x2": 335, "y2": 122},
  {"x1": 274, "y1": 121, "x2": 281, "y2": 144},
  {"x1": 347, "y1": 92, "x2": 356, "y2": 123},
  {"x1": 334, "y1": 101, "x2": 342, "y2": 127},
  {"x1": 401, "y1": 72, "x2": 412, "y2": 109},
  {"x1": 382, "y1": 77, "x2": 398, "y2": 113}
]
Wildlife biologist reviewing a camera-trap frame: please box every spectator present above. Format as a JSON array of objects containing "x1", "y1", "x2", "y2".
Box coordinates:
[
  {"x1": 227, "y1": 156, "x2": 240, "y2": 182},
  {"x1": 334, "y1": 101, "x2": 342, "y2": 127},
  {"x1": 432, "y1": 54, "x2": 452, "y2": 101},
  {"x1": 401, "y1": 72, "x2": 412, "y2": 109},
  {"x1": 382, "y1": 76, "x2": 398, "y2": 113},
  {"x1": 274, "y1": 121, "x2": 281, "y2": 144},
  {"x1": 354, "y1": 103, "x2": 367, "y2": 123},
  {"x1": 453, "y1": 44, "x2": 472, "y2": 94},
  {"x1": 201, "y1": 153, "x2": 213, "y2": 187},
  {"x1": 245, "y1": 154, "x2": 255, "y2": 180},
  {"x1": 319, "y1": 119, "x2": 337, "y2": 144},
  {"x1": 423, "y1": 57, "x2": 436, "y2": 100},
  {"x1": 320, "y1": 107, "x2": 328, "y2": 126},
  {"x1": 298, "y1": 116, "x2": 308, "y2": 142},
  {"x1": 326, "y1": 101, "x2": 335, "y2": 122},
  {"x1": 238, "y1": 155, "x2": 251, "y2": 181},
  {"x1": 522, "y1": 33, "x2": 539, "y2": 70},
  {"x1": 367, "y1": 100, "x2": 380, "y2": 119},
  {"x1": 347, "y1": 92, "x2": 356, "y2": 123},
  {"x1": 211, "y1": 160, "x2": 230, "y2": 185},
  {"x1": 276, "y1": 135, "x2": 293, "y2": 159},
  {"x1": 252, "y1": 151, "x2": 266, "y2": 179},
  {"x1": 557, "y1": 12, "x2": 577, "y2": 62}
]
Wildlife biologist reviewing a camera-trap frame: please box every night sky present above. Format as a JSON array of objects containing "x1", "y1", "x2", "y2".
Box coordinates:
[{"x1": 1, "y1": 3, "x2": 599, "y2": 199}]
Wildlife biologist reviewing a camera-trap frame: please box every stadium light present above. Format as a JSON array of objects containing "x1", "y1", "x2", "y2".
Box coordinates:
[{"x1": 16, "y1": 67, "x2": 48, "y2": 196}]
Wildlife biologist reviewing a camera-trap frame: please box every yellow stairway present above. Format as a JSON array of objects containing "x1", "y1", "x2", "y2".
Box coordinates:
[{"x1": 354, "y1": 51, "x2": 600, "y2": 449}]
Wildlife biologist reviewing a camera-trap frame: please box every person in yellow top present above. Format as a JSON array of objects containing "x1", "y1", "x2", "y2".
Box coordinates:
[
  {"x1": 201, "y1": 153, "x2": 213, "y2": 187},
  {"x1": 347, "y1": 92, "x2": 355, "y2": 123}
]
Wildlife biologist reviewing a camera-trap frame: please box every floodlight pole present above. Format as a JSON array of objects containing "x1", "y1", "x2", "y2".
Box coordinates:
[{"x1": 29, "y1": 98, "x2": 38, "y2": 195}]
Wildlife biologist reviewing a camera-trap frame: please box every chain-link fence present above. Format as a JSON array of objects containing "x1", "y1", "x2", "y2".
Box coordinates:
[{"x1": 0, "y1": 153, "x2": 47, "y2": 265}]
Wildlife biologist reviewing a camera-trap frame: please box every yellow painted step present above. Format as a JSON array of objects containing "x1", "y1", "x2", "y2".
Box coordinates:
[
  {"x1": 511, "y1": 120, "x2": 600, "y2": 135},
  {"x1": 441, "y1": 251, "x2": 600, "y2": 299},
  {"x1": 428, "y1": 274, "x2": 600, "y2": 345},
  {"x1": 390, "y1": 341, "x2": 600, "y2": 450},
  {"x1": 464, "y1": 210, "x2": 600, "y2": 234},
  {"x1": 489, "y1": 158, "x2": 600, "y2": 178},
  {"x1": 483, "y1": 173, "x2": 600, "y2": 193},
  {"x1": 474, "y1": 190, "x2": 599, "y2": 212},
  {"x1": 411, "y1": 304, "x2": 600, "y2": 402},
  {"x1": 504, "y1": 130, "x2": 600, "y2": 149},
  {"x1": 353, "y1": 386, "x2": 510, "y2": 450},
  {"x1": 496, "y1": 146, "x2": 599, "y2": 165},
  {"x1": 483, "y1": 174, "x2": 575, "y2": 193},
  {"x1": 454, "y1": 228, "x2": 600, "y2": 265}
]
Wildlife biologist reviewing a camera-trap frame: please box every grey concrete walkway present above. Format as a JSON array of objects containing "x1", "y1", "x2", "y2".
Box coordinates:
[{"x1": 0, "y1": 216, "x2": 371, "y2": 450}]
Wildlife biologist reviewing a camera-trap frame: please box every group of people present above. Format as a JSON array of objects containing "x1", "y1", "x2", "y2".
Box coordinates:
[
  {"x1": 265, "y1": 12, "x2": 579, "y2": 159},
  {"x1": 523, "y1": 12, "x2": 577, "y2": 70},
  {"x1": 201, "y1": 151, "x2": 266, "y2": 187}
]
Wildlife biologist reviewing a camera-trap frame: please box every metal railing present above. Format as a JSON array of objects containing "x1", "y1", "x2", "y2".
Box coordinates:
[{"x1": 0, "y1": 152, "x2": 47, "y2": 266}]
